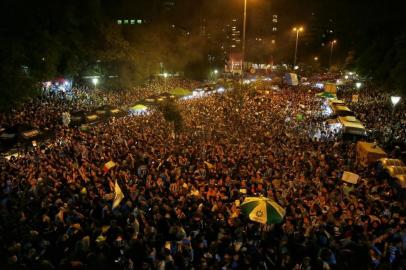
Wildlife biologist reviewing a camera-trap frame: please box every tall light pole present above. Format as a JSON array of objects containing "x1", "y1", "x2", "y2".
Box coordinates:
[
  {"x1": 293, "y1": 27, "x2": 303, "y2": 68},
  {"x1": 163, "y1": 72, "x2": 168, "y2": 92},
  {"x1": 241, "y1": 0, "x2": 248, "y2": 89},
  {"x1": 329, "y1": 40, "x2": 337, "y2": 69}
]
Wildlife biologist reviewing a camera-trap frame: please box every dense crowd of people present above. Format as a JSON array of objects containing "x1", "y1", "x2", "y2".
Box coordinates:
[
  {"x1": 338, "y1": 85, "x2": 406, "y2": 154},
  {"x1": 1, "y1": 75, "x2": 406, "y2": 270},
  {"x1": 0, "y1": 77, "x2": 198, "y2": 131}
]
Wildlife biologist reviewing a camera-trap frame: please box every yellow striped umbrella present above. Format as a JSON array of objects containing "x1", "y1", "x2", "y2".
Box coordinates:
[{"x1": 241, "y1": 197, "x2": 286, "y2": 224}]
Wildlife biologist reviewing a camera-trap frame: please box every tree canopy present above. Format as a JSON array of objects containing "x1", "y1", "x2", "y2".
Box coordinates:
[{"x1": 0, "y1": 0, "x2": 209, "y2": 110}]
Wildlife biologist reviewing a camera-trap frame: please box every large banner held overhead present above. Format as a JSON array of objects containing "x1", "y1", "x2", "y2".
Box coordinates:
[{"x1": 342, "y1": 171, "x2": 360, "y2": 184}]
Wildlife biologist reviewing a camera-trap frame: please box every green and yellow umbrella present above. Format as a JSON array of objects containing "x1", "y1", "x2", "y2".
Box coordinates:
[{"x1": 241, "y1": 197, "x2": 286, "y2": 224}]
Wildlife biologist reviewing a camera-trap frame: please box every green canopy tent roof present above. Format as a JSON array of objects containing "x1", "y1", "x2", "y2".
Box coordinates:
[
  {"x1": 170, "y1": 88, "x2": 192, "y2": 96},
  {"x1": 315, "y1": 92, "x2": 336, "y2": 99},
  {"x1": 130, "y1": 104, "x2": 148, "y2": 111}
]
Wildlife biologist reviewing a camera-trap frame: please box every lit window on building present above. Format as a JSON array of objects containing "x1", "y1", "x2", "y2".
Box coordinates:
[
  {"x1": 272, "y1": 40, "x2": 276, "y2": 44},
  {"x1": 273, "y1": 15, "x2": 278, "y2": 18},
  {"x1": 117, "y1": 20, "x2": 122, "y2": 24},
  {"x1": 273, "y1": 27, "x2": 277, "y2": 32},
  {"x1": 272, "y1": 19, "x2": 277, "y2": 23},
  {"x1": 130, "y1": 20, "x2": 135, "y2": 24},
  {"x1": 137, "y1": 19, "x2": 142, "y2": 24},
  {"x1": 124, "y1": 20, "x2": 129, "y2": 24}
]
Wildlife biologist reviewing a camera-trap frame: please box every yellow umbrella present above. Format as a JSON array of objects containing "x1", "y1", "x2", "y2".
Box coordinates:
[{"x1": 241, "y1": 197, "x2": 285, "y2": 224}]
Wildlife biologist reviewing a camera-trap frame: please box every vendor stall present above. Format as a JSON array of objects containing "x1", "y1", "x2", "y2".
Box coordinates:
[
  {"x1": 356, "y1": 141, "x2": 387, "y2": 166},
  {"x1": 338, "y1": 116, "x2": 367, "y2": 137}
]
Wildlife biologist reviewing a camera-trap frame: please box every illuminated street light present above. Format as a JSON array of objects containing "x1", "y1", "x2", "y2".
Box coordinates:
[
  {"x1": 292, "y1": 27, "x2": 304, "y2": 67},
  {"x1": 329, "y1": 40, "x2": 337, "y2": 69},
  {"x1": 355, "y1": 82, "x2": 362, "y2": 89},
  {"x1": 391, "y1": 96, "x2": 401, "y2": 107},
  {"x1": 213, "y1": 69, "x2": 219, "y2": 82},
  {"x1": 314, "y1": 56, "x2": 319, "y2": 61},
  {"x1": 92, "y1": 78, "x2": 98, "y2": 88},
  {"x1": 163, "y1": 72, "x2": 168, "y2": 91},
  {"x1": 344, "y1": 75, "x2": 349, "y2": 79}
]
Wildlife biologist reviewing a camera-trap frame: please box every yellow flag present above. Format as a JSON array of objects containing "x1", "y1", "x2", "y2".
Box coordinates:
[
  {"x1": 112, "y1": 181, "x2": 124, "y2": 209},
  {"x1": 204, "y1": 161, "x2": 214, "y2": 169},
  {"x1": 103, "y1": 161, "x2": 116, "y2": 173}
]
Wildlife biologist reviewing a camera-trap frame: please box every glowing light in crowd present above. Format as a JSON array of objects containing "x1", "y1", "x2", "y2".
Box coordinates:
[
  {"x1": 192, "y1": 89, "x2": 205, "y2": 98},
  {"x1": 355, "y1": 82, "x2": 362, "y2": 89},
  {"x1": 315, "y1": 83, "x2": 324, "y2": 89},
  {"x1": 294, "y1": 65, "x2": 299, "y2": 70},
  {"x1": 344, "y1": 75, "x2": 349, "y2": 79},
  {"x1": 217, "y1": 87, "x2": 225, "y2": 93},
  {"x1": 163, "y1": 73, "x2": 168, "y2": 78},
  {"x1": 321, "y1": 100, "x2": 333, "y2": 116},
  {"x1": 92, "y1": 78, "x2": 99, "y2": 86},
  {"x1": 214, "y1": 69, "x2": 218, "y2": 74},
  {"x1": 181, "y1": 95, "x2": 195, "y2": 100},
  {"x1": 391, "y1": 96, "x2": 401, "y2": 106},
  {"x1": 321, "y1": 104, "x2": 333, "y2": 117}
]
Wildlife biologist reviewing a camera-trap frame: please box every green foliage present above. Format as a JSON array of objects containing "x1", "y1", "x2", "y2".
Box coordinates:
[
  {"x1": 0, "y1": 0, "x2": 210, "y2": 104},
  {"x1": 0, "y1": 67, "x2": 39, "y2": 111},
  {"x1": 169, "y1": 88, "x2": 192, "y2": 97},
  {"x1": 356, "y1": 32, "x2": 406, "y2": 96},
  {"x1": 157, "y1": 99, "x2": 183, "y2": 133}
]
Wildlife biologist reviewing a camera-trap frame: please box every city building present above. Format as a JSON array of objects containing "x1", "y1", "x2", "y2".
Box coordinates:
[
  {"x1": 271, "y1": 14, "x2": 278, "y2": 45},
  {"x1": 230, "y1": 18, "x2": 241, "y2": 50},
  {"x1": 162, "y1": 0, "x2": 176, "y2": 10}
]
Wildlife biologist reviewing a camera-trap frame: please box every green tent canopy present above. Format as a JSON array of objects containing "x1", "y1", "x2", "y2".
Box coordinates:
[
  {"x1": 170, "y1": 88, "x2": 192, "y2": 96},
  {"x1": 130, "y1": 104, "x2": 148, "y2": 111},
  {"x1": 315, "y1": 92, "x2": 336, "y2": 99}
]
